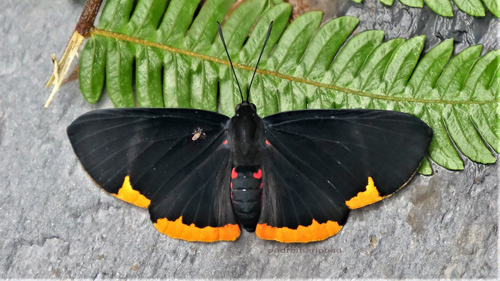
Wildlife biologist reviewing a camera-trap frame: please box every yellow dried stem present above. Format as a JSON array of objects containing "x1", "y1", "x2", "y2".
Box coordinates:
[{"x1": 44, "y1": 31, "x2": 85, "y2": 108}]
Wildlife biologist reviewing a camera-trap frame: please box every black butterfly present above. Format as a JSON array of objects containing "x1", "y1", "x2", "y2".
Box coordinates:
[{"x1": 67, "y1": 22, "x2": 432, "y2": 243}]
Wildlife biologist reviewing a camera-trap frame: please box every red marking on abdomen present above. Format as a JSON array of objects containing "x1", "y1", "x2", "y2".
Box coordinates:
[
  {"x1": 222, "y1": 139, "x2": 228, "y2": 145},
  {"x1": 231, "y1": 168, "x2": 237, "y2": 179},
  {"x1": 253, "y1": 169, "x2": 262, "y2": 179},
  {"x1": 265, "y1": 140, "x2": 271, "y2": 146}
]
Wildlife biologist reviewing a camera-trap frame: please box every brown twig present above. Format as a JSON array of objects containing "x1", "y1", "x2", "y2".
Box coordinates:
[
  {"x1": 45, "y1": 0, "x2": 103, "y2": 108},
  {"x1": 75, "y1": 0, "x2": 103, "y2": 36}
]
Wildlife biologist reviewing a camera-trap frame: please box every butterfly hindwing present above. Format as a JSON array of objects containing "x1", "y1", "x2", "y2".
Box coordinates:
[
  {"x1": 258, "y1": 145, "x2": 348, "y2": 243},
  {"x1": 148, "y1": 140, "x2": 240, "y2": 242},
  {"x1": 67, "y1": 108, "x2": 240, "y2": 242},
  {"x1": 256, "y1": 109, "x2": 433, "y2": 243}
]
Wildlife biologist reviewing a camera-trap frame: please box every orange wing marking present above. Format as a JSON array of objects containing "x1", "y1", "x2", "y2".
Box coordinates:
[
  {"x1": 154, "y1": 216, "x2": 240, "y2": 242},
  {"x1": 256, "y1": 219, "x2": 342, "y2": 243},
  {"x1": 345, "y1": 177, "x2": 389, "y2": 209},
  {"x1": 113, "y1": 176, "x2": 151, "y2": 208}
]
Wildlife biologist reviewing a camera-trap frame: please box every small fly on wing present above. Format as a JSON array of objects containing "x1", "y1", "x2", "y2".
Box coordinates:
[{"x1": 192, "y1": 128, "x2": 206, "y2": 141}]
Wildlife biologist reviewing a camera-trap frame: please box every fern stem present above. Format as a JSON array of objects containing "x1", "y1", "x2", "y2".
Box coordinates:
[{"x1": 90, "y1": 27, "x2": 499, "y2": 106}]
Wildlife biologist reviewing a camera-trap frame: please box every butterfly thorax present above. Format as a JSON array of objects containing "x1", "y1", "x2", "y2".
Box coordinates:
[
  {"x1": 229, "y1": 102, "x2": 263, "y2": 166},
  {"x1": 229, "y1": 102, "x2": 263, "y2": 232}
]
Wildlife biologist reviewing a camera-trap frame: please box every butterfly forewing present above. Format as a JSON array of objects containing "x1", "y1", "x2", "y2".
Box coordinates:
[
  {"x1": 256, "y1": 109, "x2": 433, "y2": 242},
  {"x1": 67, "y1": 108, "x2": 240, "y2": 242}
]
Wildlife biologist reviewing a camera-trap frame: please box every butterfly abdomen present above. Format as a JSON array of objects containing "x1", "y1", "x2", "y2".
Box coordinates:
[{"x1": 230, "y1": 166, "x2": 262, "y2": 232}]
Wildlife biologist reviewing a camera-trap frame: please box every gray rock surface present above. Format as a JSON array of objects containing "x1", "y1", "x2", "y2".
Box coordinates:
[{"x1": 0, "y1": 0, "x2": 497, "y2": 278}]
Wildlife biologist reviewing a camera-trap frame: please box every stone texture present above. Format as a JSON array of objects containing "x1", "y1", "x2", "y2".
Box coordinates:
[{"x1": 0, "y1": 0, "x2": 497, "y2": 278}]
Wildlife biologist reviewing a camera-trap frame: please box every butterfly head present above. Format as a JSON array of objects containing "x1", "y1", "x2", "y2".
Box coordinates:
[{"x1": 235, "y1": 101, "x2": 257, "y2": 116}]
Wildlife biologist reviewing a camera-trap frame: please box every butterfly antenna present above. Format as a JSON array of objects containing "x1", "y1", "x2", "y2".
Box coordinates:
[
  {"x1": 247, "y1": 21, "x2": 273, "y2": 102},
  {"x1": 217, "y1": 21, "x2": 244, "y2": 103}
]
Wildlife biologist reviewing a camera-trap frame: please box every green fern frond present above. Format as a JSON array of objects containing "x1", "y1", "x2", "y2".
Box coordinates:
[
  {"x1": 78, "y1": 0, "x2": 500, "y2": 174},
  {"x1": 351, "y1": 0, "x2": 500, "y2": 18}
]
